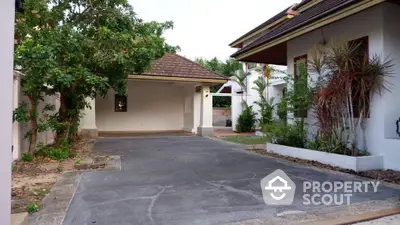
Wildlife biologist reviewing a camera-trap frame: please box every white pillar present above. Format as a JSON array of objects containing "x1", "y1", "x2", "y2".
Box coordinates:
[
  {"x1": 13, "y1": 75, "x2": 21, "y2": 160},
  {"x1": 0, "y1": 0, "x2": 14, "y2": 223},
  {"x1": 197, "y1": 85, "x2": 214, "y2": 136},
  {"x1": 80, "y1": 97, "x2": 98, "y2": 137}
]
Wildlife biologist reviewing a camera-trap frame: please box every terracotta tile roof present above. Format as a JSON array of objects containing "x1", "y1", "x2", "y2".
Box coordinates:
[
  {"x1": 140, "y1": 53, "x2": 227, "y2": 80},
  {"x1": 231, "y1": 0, "x2": 360, "y2": 58}
]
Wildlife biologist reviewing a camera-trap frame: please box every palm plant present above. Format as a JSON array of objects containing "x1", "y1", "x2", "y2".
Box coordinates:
[
  {"x1": 310, "y1": 39, "x2": 394, "y2": 155},
  {"x1": 253, "y1": 76, "x2": 275, "y2": 129},
  {"x1": 231, "y1": 68, "x2": 251, "y2": 104}
]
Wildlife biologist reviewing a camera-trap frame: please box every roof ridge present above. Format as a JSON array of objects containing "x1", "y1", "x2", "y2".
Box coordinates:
[{"x1": 169, "y1": 53, "x2": 227, "y2": 79}]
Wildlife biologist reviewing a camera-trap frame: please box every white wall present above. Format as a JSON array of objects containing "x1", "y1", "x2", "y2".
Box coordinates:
[
  {"x1": 96, "y1": 80, "x2": 185, "y2": 132},
  {"x1": 286, "y1": 3, "x2": 400, "y2": 170},
  {"x1": 13, "y1": 75, "x2": 59, "y2": 160},
  {"x1": 183, "y1": 87, "x2": 197, "y2": 133},
  {"x1": 381, "y1": 3, "x2": 400, "y2": 170},
  {"x1": 193, "y1": 92, "x2": 201, "y2": 133},
  {"x1": 383, "y1": 3, "x2": 400, "y2": 140},
  {"x1": 1, "y1": 1, "x2": 14, "y2": 222},
  {"x1": 230, "y1": 67, "x2": 286, "y2": 131}
]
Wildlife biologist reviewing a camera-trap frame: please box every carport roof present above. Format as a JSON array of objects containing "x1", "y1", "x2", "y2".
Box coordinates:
[{"x1": 138, "y1": 53, "x2": 228, "y2": 81}]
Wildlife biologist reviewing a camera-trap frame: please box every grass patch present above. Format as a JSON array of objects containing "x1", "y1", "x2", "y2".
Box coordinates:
[
  {"x1": 223, "y1": 136, "x2": 267, "y2": 145},
  {"x1": 29, "y1": 188, "x2": 50, "y2": 198}
]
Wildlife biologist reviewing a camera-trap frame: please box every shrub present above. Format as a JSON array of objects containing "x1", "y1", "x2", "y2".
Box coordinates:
[
  {"x1": 45, "y1": 146, "x2": 70, "y2": 161},
  {"x1": 307, "y1": 131, "x2": 370, "y2": 156},
  {"x1": 21, "y1": 152, "x2": 33, "y2": 162},
  {"x1": 236, "y1": 104, "x2": 256, "y2": 132},
  {"x1": 26, "y1": 202, "x2": 40, "y2": 213},
  {"x1": 257, "y1": 98, "x2": 275, "y2": 130},
  {"x1": 276, "y1": 99, "x2": 288, "y2": 123},
  {"x1": 263, "y1": 121, "x2": 306, "y2": 148}
]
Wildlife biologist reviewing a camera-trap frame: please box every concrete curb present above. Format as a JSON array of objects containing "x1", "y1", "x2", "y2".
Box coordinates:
[
  {"x1": 311, "y1": 208, "x2": 400, "y2": 225},
  {"x1": 208, "y1": 137, "x2": 400, "y2": 190},
  {"x1": 28, "y1": 156, "x2": 122, "y2": 225},
  {"x1": 11, "y1": 212, "x2": 28, "y2": 225},
  {"x1": 28, "y1": 172, "x2": 82, "y2": 225},
  {"x1": 228, "y1": 198, "x2": 400, "y2": 225}
]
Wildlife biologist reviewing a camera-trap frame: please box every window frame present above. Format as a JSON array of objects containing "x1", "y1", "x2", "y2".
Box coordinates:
[{"x1": 114, "y1": 94, "x2": 127, "y2": 112}]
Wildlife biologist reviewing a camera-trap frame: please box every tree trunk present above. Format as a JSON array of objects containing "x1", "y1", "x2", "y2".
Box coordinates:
[
  {"x1": 55, "y1": 93, "x2": 71, "y2": 146},
  {"x1": 28, "y1": 100, "x2": 38, "y2": 153}
]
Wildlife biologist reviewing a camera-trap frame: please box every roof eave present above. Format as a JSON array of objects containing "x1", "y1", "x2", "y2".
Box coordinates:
[
  {"x1": 228, "y1": 0, "x2": 323, "y2": 48},
  {"x1": 128, "y1": 75, "x2": 228, "y2": 84},
  {"x1": 232, "y1": 0, "x2": 385, "y2": 62}
]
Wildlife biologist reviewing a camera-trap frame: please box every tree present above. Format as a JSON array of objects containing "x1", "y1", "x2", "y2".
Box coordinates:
[
  {"x1": 15, "y1": 0, "x2": 178, "y2": 150},
  {"x1": 195, "y1": 57, "x2": 243, "y2": 107}
]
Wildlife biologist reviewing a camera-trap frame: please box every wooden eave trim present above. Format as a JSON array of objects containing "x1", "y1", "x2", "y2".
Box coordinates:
[
  {"x1": 128, "y1": 75, "x2": 227, "y2": 84},
  {"x1": 236, "y1": 0, "x2": 385, "y2": 61},
  {"x1": 297, "y1": 0, "x2": 322, "y2": 13},
  {"x1": 229, "y1": 0, "x2": 322, "y2": 48},
  {"x1": 230, "y1": 17, "x2": 288, "y2": 48}
]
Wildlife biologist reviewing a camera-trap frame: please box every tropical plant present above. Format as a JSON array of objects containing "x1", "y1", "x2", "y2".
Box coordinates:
[
  {"x1": 236, "y1": 103, "x2": 256, "y2": 132},
  {"x1": 231, "y1": 69, "x2": 251, "y2": 104},
  {"x1": 309, "y1": 39, "x2": 393, "y2": 155},
  {"x1": 276, "y1": 98, "x2": 288, "y2": 123},
  {"x1": 253, "y1": 76, "x2": 275, "y2": 129}
]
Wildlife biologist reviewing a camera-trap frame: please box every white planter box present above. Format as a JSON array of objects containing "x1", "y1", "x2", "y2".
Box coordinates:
[{"x1": 266, "y1": 143, "x2": 383, "y2": 172}]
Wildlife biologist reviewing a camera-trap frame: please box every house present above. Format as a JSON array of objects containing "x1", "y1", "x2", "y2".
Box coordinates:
[
  {"x1": 79, "y1": 53, "x2": 227, "y2": 137},
  {"x1": 230, "y1": 0, "x2": 400, "y2": 170},
  {"x1": 12, "y1": 53, "x2": 226, "y2": 160},
  {"x1": 216, "y1": 64, "x2": 286, "y2": 131}
]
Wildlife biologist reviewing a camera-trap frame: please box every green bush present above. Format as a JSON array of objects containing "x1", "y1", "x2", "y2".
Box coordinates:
[
  {"x1": 257, "y1": 98, "x2": 275, "y2": 130},
  {"x1": 307, "y1": 131, "x2": 369, "y2": 156},
  {"x1": 45, "y1": 146, "x2": 70, "y2": 161},
  {"x1": 21, "y1": 152, "x2": 33, "y2": 162},
  {"x1": 263, "y1": 121, "x2": 306, "y2": 148},
  {"x1": 26, "y1": 202, "x2": 39, "y2": 213},
  {"x1": 236, "y1": 104, "x2": 256, "y2": 132},
  {"x1": 276, "y1": 99, "x2": 288, "y2": 123}
]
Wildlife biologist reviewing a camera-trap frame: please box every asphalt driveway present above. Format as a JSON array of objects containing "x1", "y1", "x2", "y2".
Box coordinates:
[{"x1": 63, "y1": 136, "x2": 400, "y2": 225}]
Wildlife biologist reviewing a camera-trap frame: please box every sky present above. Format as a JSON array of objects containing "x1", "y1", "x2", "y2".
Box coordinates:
[{"x1": 128, "y1": 0, "x2": 302, "y2": 61}]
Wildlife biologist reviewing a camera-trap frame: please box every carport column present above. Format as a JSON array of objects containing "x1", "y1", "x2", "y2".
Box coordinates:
[
  {"x1": 80, "y1": 97, "x2": 98, "y2": 138},
  {"x1": 197, "y1": 85, "x2": 214, "y2": 136}
]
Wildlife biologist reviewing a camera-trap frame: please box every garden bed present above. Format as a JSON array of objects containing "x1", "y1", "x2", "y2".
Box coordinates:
[
  {"x1": 11, "y1": 137, "x2": 109, "y2": 214},
  {"x1": 245, "y1": 147, "x2": 400, "y2": 185},
  {"x1": 266, "y1": 143, "x2": 383, "y2": 172}
]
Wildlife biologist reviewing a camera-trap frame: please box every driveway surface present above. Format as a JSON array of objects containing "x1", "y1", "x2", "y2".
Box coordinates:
[{"x1": 63, "y1": 136, "x2": 400, "y2": 225}]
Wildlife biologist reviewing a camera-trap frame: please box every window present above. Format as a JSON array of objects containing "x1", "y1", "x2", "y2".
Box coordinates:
[
  {"x1": 349, "y1": 36, "x2": 369, "y2": 118},
  {"x1": 293, "y1": 55, "x2": 308, "y2": 118},
  {"x1": 115, "y1": 95, "x2": 127, "y2": 112}
]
